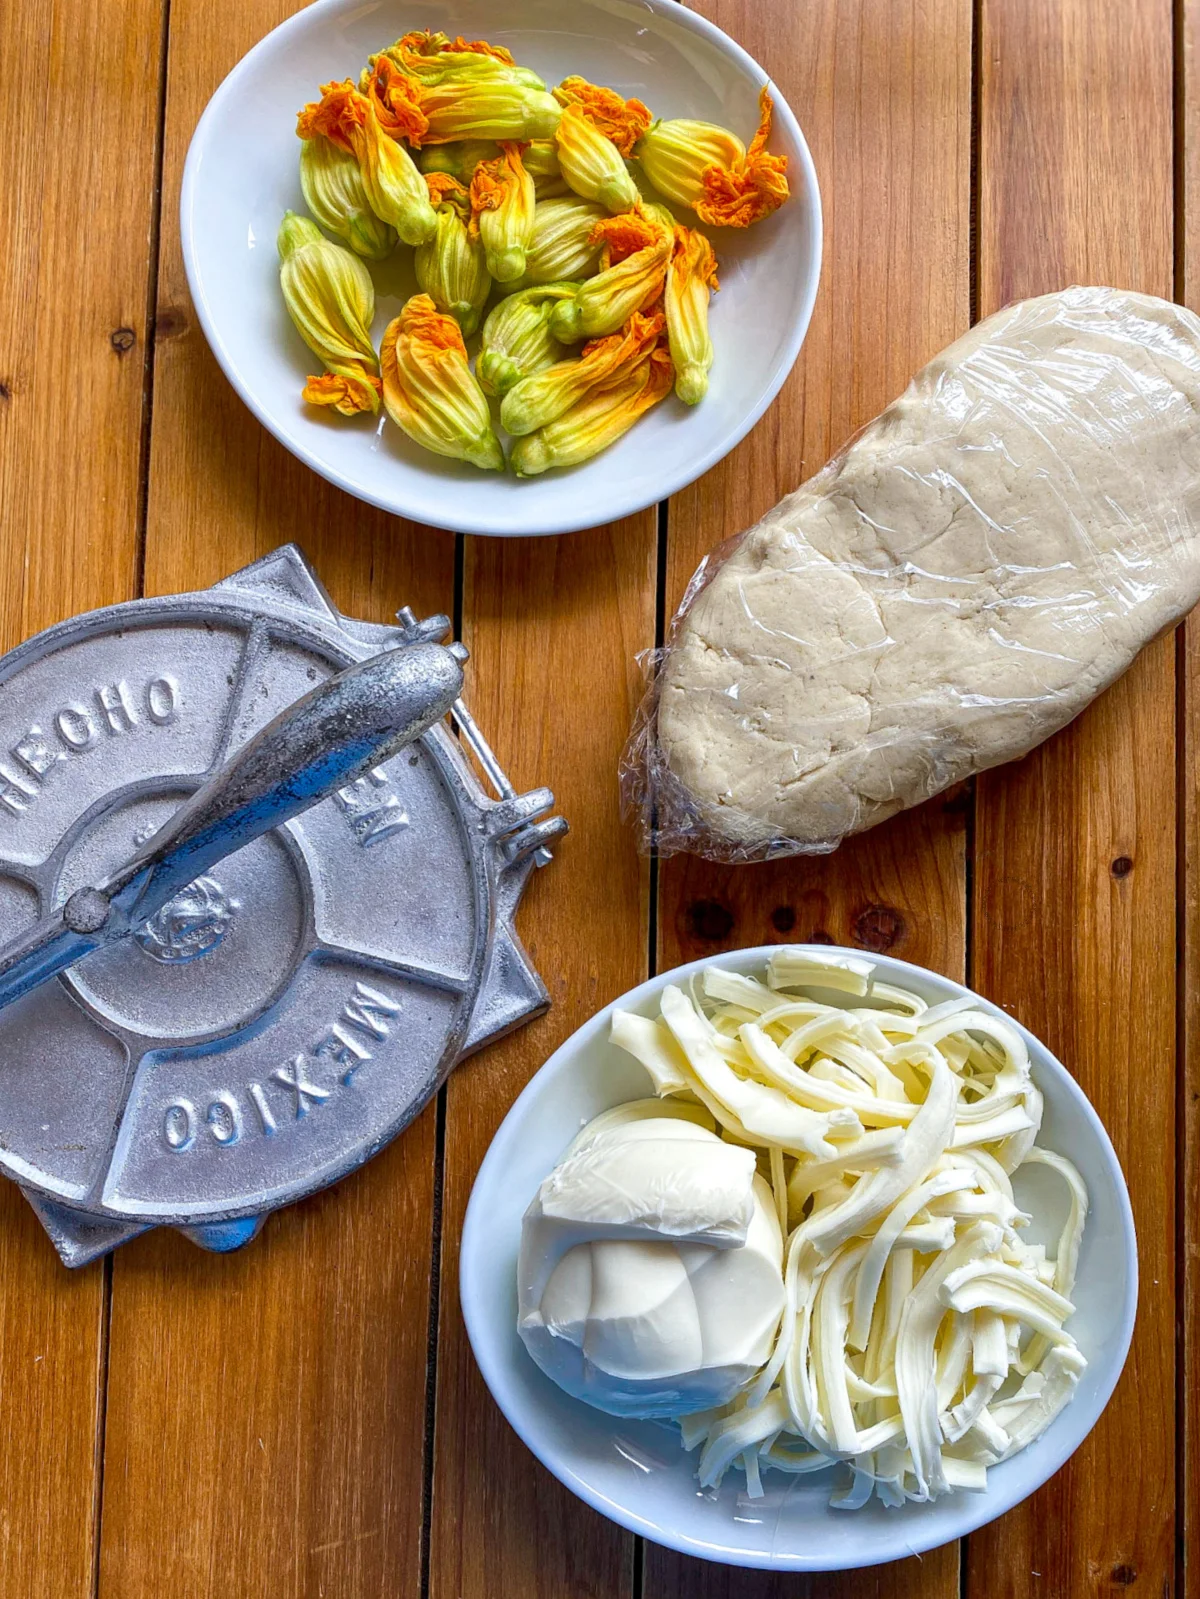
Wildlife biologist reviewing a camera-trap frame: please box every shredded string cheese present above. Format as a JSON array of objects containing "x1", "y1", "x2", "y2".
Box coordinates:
[{"x1": 609, "y1": 953, "x2": 1089, "y2": 1508}]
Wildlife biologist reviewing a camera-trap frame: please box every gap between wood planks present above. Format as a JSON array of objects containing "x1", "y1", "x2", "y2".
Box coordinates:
[{"x1": 88, "y1": 0, "x2": 176, "y2": 1592}]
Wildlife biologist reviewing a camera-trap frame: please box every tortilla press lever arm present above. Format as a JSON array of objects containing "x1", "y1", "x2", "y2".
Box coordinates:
[{"x1": 0, "y1": 640, "x2": 466, "y2": 1015}]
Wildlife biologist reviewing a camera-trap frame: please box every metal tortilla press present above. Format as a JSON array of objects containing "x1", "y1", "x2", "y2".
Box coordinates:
[{"x1": 0, "y1": 545, "x2": 564, "y2": 1266}]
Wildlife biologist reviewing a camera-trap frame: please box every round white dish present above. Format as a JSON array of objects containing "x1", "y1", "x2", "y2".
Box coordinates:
[
  {"x1": 180, "y1": 0, "x2": 821, "y2": 538},
  {"x1": 460, "y1": 945, "x2": 1137, "y2": 1571}
]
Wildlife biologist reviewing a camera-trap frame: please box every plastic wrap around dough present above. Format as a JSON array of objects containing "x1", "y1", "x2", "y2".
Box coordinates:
[{"x1": 621, "y1": 286, "x2": 1200, "y2": 861}]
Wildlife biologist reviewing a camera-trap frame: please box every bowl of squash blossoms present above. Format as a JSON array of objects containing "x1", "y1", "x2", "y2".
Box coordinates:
[{"x1": 181, "y1": 0, "x2": 821, "y2": 535}]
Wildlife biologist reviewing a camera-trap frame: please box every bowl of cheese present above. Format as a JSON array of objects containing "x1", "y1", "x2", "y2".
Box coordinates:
[{"x1": 460, "y1": 945, "x2": 1136, "y2": 1571}]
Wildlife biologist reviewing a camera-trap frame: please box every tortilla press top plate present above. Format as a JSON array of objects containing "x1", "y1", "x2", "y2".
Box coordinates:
[{"x1": 0, "y1": 545, "x2": 563, "y2": 1265}]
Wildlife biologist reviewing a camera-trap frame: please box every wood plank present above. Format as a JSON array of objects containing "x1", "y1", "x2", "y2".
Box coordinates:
[
  {"x1": 647, "y1": 0, "x2": 970, "y2": 1591},
  {"x1": 969, "y1": 1, "x2": 1176, "y2": 1595},
  {"x1": 429, "y1": 519, "x2": 654, "y2": 1599},
  {"x1": 0, "y1": 0, "x2": 168, "y2": 1589},
  {"x1": 1178, "y1": 2, "x2": 1199, "y2": 1593},
  {"x1": 95, "y1": 1, "x2": 456, "y2": 1595}
]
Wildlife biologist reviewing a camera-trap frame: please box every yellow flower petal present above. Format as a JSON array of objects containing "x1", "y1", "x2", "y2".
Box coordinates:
[
  {"x1": 299, "y1": 135, "x2": 396, "y2": 260},
  {"x1": 514, "y1": 196, "x2": 607, "y2": 284},
  {"x1": 501, "y1": 308, "x2": 663, "y2": 435},
  {"x1": 380, "y1": 294, "x2": 505, "y2": 471},
  {"x1": 549, "y1": 206, "x2": 673, "y2": 342},
  {"x1": 554, "y1": 104, "x2": 639, "y2": 213},
  {"x1": 664, "y1": 225, "x2": 719, "y2": 404},
  {"x1": 414, "y1": 187, "x2": 490, "y2": 336},
  {"x1": 297, "y1": 80, "x2": 436, "y2": 245},
  {"x1": 637, "y1": 86, "x2": 789, "y2": 228},
  {"x1": 469, "y1": 142, "x2": 537, "y2": 281},
  {"x1": 278, "y1": 212, "x2": 381, "y2": 416},
  {"x1": 477, "y1": 282, "x2": 576, "y2": 396},
  {"x1": 510, "y1": 343, "x2": 674, "y2": 474},
  {"x1": 384, "y1": 30, "x2": 544, "y2": 90}
]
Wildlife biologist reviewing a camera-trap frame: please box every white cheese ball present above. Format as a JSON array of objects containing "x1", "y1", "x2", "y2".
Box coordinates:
[{"x1": 517, "y1": 1115, "x2": 785, "y2": 1417}]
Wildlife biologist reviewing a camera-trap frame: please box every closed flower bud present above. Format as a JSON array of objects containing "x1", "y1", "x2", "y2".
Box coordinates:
[
  {"x1": 277, "y1": 211, "x2": 381, "y2": 416},
  {"x1": 501, "y1": 308, "x2": 663, "y2": 435},
  {"x1": 469, "y1": 143, "x2": 536, "y2": 282},
  {"x1": 549, "y1": 207, "x2": 673, "y2": 342},
  {"x1": 519, "y1": 196, "x2": 607, "y2": 283},
  {"x1": 299, "y1": 135, "x2": 396, "y2": 260},
  {"x1": 636, "y1": 86, "x2": 789, "y2": 228},
  {"x1": 365, "y1": 55, "x2": 560, "y2": 146},
  {"x1": 380, "y1": 294, "x2": 505, "y2": 471},
  {"x1": 477, "y1": 283, "x2": 576, "y2": 396},
  {"x1": 510, "y1": 344, "x2": 674, "y2": 475},
  {"x1": 554, "y1": 105, "x2": 639, "y2": 214},
  {"x1": 418, "y1": 139, "x2": 501, "y2": 183},
  {"x1": 552, "y1": 76, "x2": 652, "y2": 156},
  {"x1": 297, "y1": 80, "x2": 436, "y2": 246},
  {"x1": 414, "y1": 177, "x2": 490, "y2": 336},
  {"x1": 385, "y1": 30, "x2": 544, "y2": 91},
  {"x1": 664, "y1": 225, "x2": 718, "y2": 404}
]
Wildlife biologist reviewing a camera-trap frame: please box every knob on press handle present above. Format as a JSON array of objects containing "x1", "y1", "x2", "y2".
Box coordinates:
[{"x1": 0, "y1": 642, "x2": 465, "y2": 1013}]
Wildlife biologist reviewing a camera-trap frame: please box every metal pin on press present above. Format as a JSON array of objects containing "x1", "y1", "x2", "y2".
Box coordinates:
[{"x1": 0, "y1": 546, "x2": 565, "y2": 1265}]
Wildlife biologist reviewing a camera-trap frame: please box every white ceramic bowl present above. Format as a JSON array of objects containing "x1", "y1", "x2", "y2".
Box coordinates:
[
  {"x1": 180, "y1": 0, "x2": 821, "y2": 537},
  {"x1": 460, "y1": 945, "x2": 1137, "y2": 1571}
]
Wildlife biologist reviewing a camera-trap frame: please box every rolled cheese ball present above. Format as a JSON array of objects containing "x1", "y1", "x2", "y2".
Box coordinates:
[
  {"x1": 518, "y1": 1115, "x2": 785, "y2": 1417},
  {"x1": 655, "y1": 286, "x2": 1200, "y2": 855}
]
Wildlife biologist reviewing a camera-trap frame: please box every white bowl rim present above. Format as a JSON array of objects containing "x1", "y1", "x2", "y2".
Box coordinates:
[
  {"x1": 460, "y1": 942, "x2": 1138, "y2": 1571},
  {"x1": 179, "y1": 0, "x2": 823, "y2": 538}
]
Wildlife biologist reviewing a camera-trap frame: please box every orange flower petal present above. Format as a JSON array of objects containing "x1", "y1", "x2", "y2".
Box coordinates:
[
  {"x1": 426, "y1": 171, "x2": 470, "y2": 208},
  {"x1": 296, "y1": 80, "x2": 368, "y2": 153},
  {"x1": 552, "y1": 75, "x2": 652, "y2": 157},
  {"x1": 695, "y1": 87, "x2": 789, "y2": 227},
  {"x1": 590, "y1": 208, "x2": 661, "y2": 267},
  {"x1": 396, "y1": 29, "x2": 515, "y2": 67},
  {"x1": 365, "y1": 56, "x2": 430, "y2": 143},
  {"x1": 302, "y1": 370, "x2": 381, "y2": 415}
]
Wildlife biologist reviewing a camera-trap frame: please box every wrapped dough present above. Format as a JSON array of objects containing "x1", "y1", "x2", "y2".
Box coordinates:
[{"x1": 622, "y1": 286, "x2": 1200, "y2": 860}]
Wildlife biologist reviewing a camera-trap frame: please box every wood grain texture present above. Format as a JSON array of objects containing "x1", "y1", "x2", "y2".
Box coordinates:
[
  {"x1": 970, "y1": 2, "x2": 1176, "y2": 1596},
  {"x1": 0, "y1": 0, "x2": 167, "y2": 1591},
  {"x1": 429, "y1": 518, "x2": 655, "y2": 1599},
  {"x1": 649, "y1": 0, "x2": 969, "y2": 1590},
  {"x1": 1180, "y1": 3, "x2": 1200, "y2": 1593},
  {"x1": 94, "y1": 1, "x2": 454, "y2": 1596}
]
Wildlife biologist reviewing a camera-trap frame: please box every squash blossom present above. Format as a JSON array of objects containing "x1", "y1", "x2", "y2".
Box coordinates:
[
  {"x1": 469, "y1": 143, "x2": 536, "y2": 282},
  {"x1": 380, "y1": 294, "x2": 505, "y2": 471},
  {"x1": 383, "y1": 30, "x2": 544, "y2": 91},
  {"x1": 277, "y1": 211, "x2": 381, "y2": 416},
  {"x1": 554, "y1": 104, "x2": 639, "y2": 214},
  {"x1": 297, "y1": 80, "x2": 436, "y2": 246},
  {"x1": 510, "y1": 343, "x2": 674, "y2": 475},
  {"x1": 365, "y1": 54, "x2": 560, "y2": 147},
  {"x1": 552, "y1": 75, "x2": 651, "y2": 156},
  {"x1": 418, "y1": 139, "x2": 500, "y2": 183},
  {"x1": 299, "y1": 135, "x2": 396, "y2": 260},
  {"x1": 523, "y1": 139, "x2": 570, "y2": 198},
  {"x1": 516, "y1": 196, "x2": 607, "y2": 283},
  {"x1": 501, "y1": 308, "x2": 664, "y2": 436},
  {"x1": 549, "y1": 207, "x2": 673, "y2": 342},
  {"x1": 414, "y1": 176, "x2": 490, "y2": 336},
  {"x1": 664, "y1": 225, "x2": 719, "y2": 404},
  {"x1": 636, "y1": 85, "x2": 789, "y2": 228},
  {"x1": 477, "y1": 283, "x2": 577, "y2": 397}
]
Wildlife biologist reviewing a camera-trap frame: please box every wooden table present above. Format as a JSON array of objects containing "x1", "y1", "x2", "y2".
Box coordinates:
[{"x1": 0, "y1": 0, "x2": 1194, "y2": 1593}]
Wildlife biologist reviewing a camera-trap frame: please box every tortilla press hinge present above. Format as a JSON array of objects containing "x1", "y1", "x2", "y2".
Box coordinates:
[{"x1": 0, "y1": 546, "x2": 565, "y2": 1266}]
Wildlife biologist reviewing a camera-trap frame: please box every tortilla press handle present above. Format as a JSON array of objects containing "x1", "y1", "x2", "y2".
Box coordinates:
[{"x1": 0, "y1": 641, "x2": 466, "y2": 1013}]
